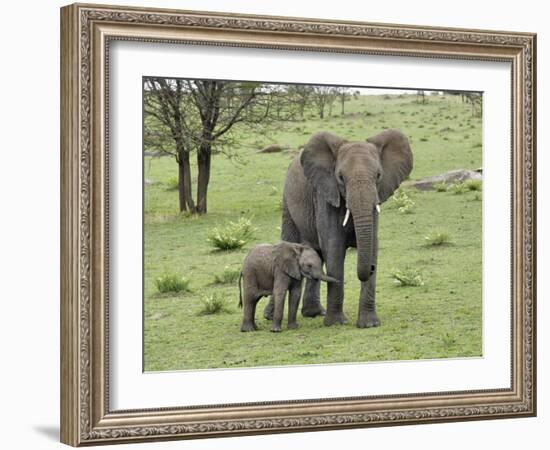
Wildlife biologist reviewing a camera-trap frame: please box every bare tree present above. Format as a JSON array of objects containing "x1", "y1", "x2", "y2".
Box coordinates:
[
  {"x1": 144, "y1": 79, "x2": 290, "y2": 214},
  {"x1": 335, "y1": 87, "x2": 353, "y2": 115},
  {"x1": 463, "y1": 92, "x2": 483, "y2": 117},
  {"x1": 311, "y1": 86, "x2": 337, "y2": 119},
  {"x1": 285, "y1": 85, "x2": 313, "y2": 119}
]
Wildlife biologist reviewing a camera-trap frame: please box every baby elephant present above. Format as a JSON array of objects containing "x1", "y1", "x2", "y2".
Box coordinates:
[{"x1": 239, "y1": 242, "x2": 339, "y2": 332}]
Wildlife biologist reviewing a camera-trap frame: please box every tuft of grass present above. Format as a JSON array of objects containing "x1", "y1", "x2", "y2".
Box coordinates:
[
  {"x1": 424, "y1": 230, "x2": 452, "y2": 246},
  {"x1": 449, "y1": 182, "x2": 469, "y2": 195},
  {"x1": 197, "y1": 292, "x2": 232, "y2": 315},
  {"x1": 442, "y1": 333, "x2": 457, "y2": 349},
  {"x1": 390, "y1": 268, "x2": 425, "y2": 287},
  {"x1": 433, "y1": 182, "x2": 448, "y2": 192},
  {"x1": 155, "y1": 273, "x2": 191, "y2": 294},
  {"x1": 207, "y1": 217, "x2": 256, "y2": 250},
  {"x1": 213, "y1": 266, "x2": 241, "y2": 285},
  {"x1": 463, "y1": 179, "x2": 482, "y2": 191},
  {"x1": 391, "y1": 189, "x2": 416, "y2": 214}
]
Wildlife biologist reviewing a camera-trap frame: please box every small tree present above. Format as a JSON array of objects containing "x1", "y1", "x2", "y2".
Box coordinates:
[
  {"x1": 145, "y1": 79, "x2": 293, "y2": 214},
  {"x1": 463, "y1": 92, "x2": 483, "y2": 117},
  {"x1": 335, "y1": 87, "x2": 352, "y2": 115},
  {"x1": 285, "y1": 85, "x2": 313, "y2": 119},
  {"x1": 311, "y1": 86, "x2": 337, "y2": 119}
]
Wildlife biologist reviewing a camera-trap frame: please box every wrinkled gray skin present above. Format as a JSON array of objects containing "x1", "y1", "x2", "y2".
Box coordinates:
[
  {"x1": 264, "y1": 129, "x2": 412, "y2": 328},
  {"x1": 239, "y1": 242, "x2": 339, "y2": 332}
]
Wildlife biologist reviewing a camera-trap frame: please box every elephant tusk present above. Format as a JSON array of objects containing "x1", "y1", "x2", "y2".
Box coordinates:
[
  {"x1": 343, "y1": 209, "x2": 350, "y2": 227},
  {"x1": 376, "y1": 204, "x2": 381, "y2": 214}
]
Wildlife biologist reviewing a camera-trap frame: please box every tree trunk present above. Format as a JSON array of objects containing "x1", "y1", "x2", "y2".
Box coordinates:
[
  {"x1": 177, "y1": 151, "x2": 195, "y2": 213},
  {"x1": 196, "y1": 147, "x2": 211, "y2": 214}
]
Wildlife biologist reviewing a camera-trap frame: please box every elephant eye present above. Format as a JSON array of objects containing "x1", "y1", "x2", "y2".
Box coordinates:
[
  {"x1": 376, "y1": 171, "x2": 382, "y2": 181},
  {"x1": 336, "y1": 172, "x2": 345, "y2": 184}
]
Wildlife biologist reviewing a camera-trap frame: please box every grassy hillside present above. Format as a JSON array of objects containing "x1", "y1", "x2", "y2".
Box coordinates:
[{"x1": 143, "y1": 93, "x2": 482, "y2": 371}]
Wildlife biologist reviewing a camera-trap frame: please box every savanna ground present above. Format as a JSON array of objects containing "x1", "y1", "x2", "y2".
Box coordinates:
[{"x1": 143, "y1": 92, "x2": 482, "y2": 371}]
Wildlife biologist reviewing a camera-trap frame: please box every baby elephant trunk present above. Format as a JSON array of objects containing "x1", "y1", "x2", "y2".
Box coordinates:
[{"x1": 318, "y1": 273, "x2": 340, "y2": 283}]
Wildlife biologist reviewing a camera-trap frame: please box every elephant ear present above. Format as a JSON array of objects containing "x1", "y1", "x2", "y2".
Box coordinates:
[
  {"x1": 367, "y1": 129, "x2": 413, "y2": 203},
  {"x1": 300, "y1": 131, "x2": 347, "y2": 207},
  {"x1": 273, "y1": 242, "x2": 302, "y2": 280}
]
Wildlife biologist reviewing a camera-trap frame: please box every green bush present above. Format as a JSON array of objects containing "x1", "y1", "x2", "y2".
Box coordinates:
[
  {"x1": 449, "y1": 182, "x2": 469, "y2": 195},
  {"x1": 207, "y1": 217, "x2": 256, "y2": 250},
  {"x1": 155, "y1": 273, "x2": 191, "y2": 294},
  {"x1": 391, "y1": 189, "x2": 416, "y2": 214},
  {"x1": 433, "y1": 182, "x2": 448, "y2": 192},
  {"x1": 424, "y1": 230, "x2": 452, "y2": 246},
  {"x1": 213, "y1": 266, "x2": 241, "y2": 285},
  {"x1": 390, "y1": 268, "x2": 425, "y2": 287},
  {"x1": 463, "y1": 179, "x2": 482, "y2": 191},
  {"x1": 198, "y1": 293, "x2": 231, "y2": 315}
]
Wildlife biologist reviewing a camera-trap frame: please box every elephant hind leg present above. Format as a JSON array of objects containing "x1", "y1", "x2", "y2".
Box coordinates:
[{"x1": 241, "y1": 292, "x2": 260, "y2": 332}]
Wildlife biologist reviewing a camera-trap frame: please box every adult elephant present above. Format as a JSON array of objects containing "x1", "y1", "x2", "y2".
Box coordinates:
[{"x1": 264, "y1": 129, "x2": 412, "y2": 328}]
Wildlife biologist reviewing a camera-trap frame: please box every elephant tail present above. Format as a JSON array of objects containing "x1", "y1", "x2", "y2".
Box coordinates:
[{"x1": 238, "y1": 272, "x2": 243, "y2": 308}]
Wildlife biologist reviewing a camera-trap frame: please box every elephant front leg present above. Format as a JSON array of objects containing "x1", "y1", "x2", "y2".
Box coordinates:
[
  {"x1": 287, "y1": 283, "x2": 302, "y2": 329},
  {"x1": 271, "y1": 281, "x2": 288, "y2": 332},
  {"x1": 301, "y1": 278, "x2": 325, "y2": 317},
  {"x1": 323, "y1": 245, "x2": 347, "y2": 326},
  {"x1": 357, "y1": 271, "x2": 380, "y2": 328}
]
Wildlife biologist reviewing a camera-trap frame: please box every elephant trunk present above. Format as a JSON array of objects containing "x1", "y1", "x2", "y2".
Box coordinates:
[
  {"x1": 318, "y1": 273, "x2": 340, "y2": 283},
  {"x1": 348, "y1": 185, "x2": 377, "y2": 283}
]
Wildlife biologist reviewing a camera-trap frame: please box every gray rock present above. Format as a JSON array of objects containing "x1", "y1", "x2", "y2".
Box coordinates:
[
  {"x1": 257, "y1": 144, "x2": 286, "y2": 154},
  {"x1": 409, "y1": 169, "x2": 482, "y2": 191}
]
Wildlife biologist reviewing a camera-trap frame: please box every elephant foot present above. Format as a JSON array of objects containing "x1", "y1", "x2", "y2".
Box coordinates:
[
  {"x1": 301, "y1": 302, "x2": 326, "y2": 318},
  {"x1": 287, "y1": 322, "x2": 300, "y2": 330},
  {"x1": 271, "y1": 324, "x2": 282, "y2": 333},
  {"x1": 240, "y1": 321, "x2": 258, "y2": 332},
  {"x1": 356, "y1": 312, "x2": 381, "y2": 329},
  {"x1": 323, "y1": 311, "x2": 348, "y2": 326}
]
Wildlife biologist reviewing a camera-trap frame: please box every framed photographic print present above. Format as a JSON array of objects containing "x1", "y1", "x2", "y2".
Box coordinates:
[{"x1": 60, "y1": 3, "x2": 537, "y2": 446}]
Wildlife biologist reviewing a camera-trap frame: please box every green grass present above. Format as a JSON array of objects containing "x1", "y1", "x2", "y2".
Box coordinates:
[
  {"x1": 143, "y1": 93, "x2": 482, "y2": 371},
  {"x1": 198, "y1": 292, "x2": 232, "y2": 316},
  {"x1": 390, "y1": 268, "x2": 426, "y2": 287},
  {"x1": 433, "y1": 182, "x2": 448, "y2": 192},
  {"x1": 213, "y1": 266, "x2": 241, "y2": 285},
  {"x1": 207, "y1": 217, "x2": 256, "y2": 250},
  {"x1": 155, "y1": 273, "x2": 191, "y2": 294},
  {"x1": 424, "y1": 230, "x2": 453, "y2": 246}
]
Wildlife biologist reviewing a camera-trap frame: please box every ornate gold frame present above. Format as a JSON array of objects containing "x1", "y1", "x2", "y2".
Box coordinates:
[{"x1": 60, "y1": 2, "x2": 536, "y2": 446}]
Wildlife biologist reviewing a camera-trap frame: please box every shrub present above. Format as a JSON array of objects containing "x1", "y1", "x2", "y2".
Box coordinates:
[
  {"x1": 155, "y1": 273, "x2": 191, "y2": 294},
  {"x1": 213, "y1": 266, "x2": 241, "y2": 285},
  {"x1": 449, "y1": 182, "x2": 469, "y2": 195},
  {"x1": 463, "y1": 179, "x2": 482, "y2": 191},
  {"x1": 207, "y1": 217, "x2": 256, "y2": 250},
  {"x1": 424, "y1": 230, "x2": 452, "y2": 246},
  {"x1": 390, "y1": 268, "x2": 425, "y2": 287},
  {"x1": 198, "y1": 293, "x2": 231, "y2": 315},
  {"x1": 433, "y1": 182, "x2": 448, "y2": 192},
  {"x1": 391, "y1": 189, "x2": 416, "y2": 214}
]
